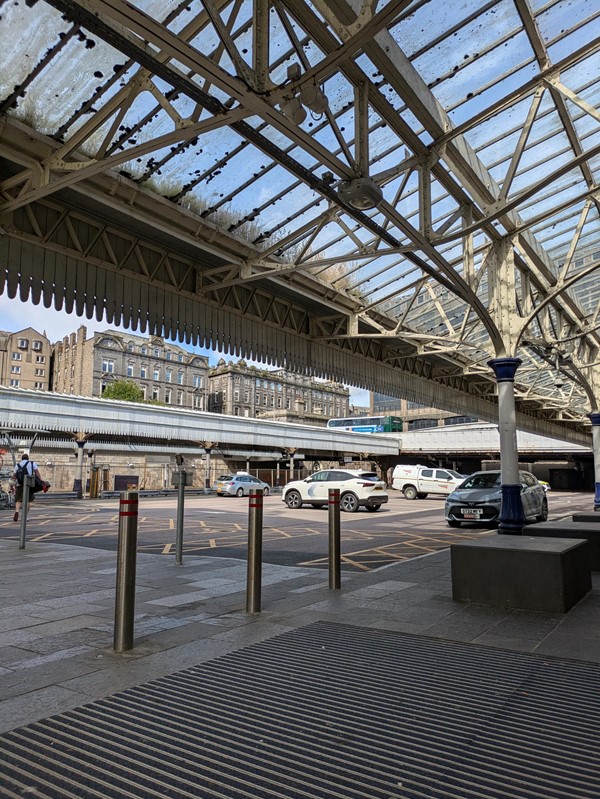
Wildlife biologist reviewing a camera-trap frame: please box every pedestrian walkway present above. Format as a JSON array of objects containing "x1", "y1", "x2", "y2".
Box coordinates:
[{"x1": 1, "y1": 537, "x2": 600, "y2": 797}]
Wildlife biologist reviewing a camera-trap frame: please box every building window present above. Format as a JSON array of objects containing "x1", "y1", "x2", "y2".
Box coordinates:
[
  {"x1": 193, "y1": 395, "x2": 202, "y2": 409},
  {"x1": 177, "y1": 391, "x2": 184, "y2": 405},
  {"x1": 277, "y1": 397, "x2": 282, "y2": 408},
  {"x1": 233, "y1": 407, "x2": 239, "y2": 416},
  {"x1": 263, "y1": 395, "x2": 267, "y2": 405},
  {"x1": 127, "y1": 342, "x2": 134, "y2": 352},
  {"x1": 34, "y1": 381, "x2": 44, "y2": 389},
  {"x1": 165, "y1": 370, "x2": 172, "y2": 383},
  {"x1": 165, "y1": 388, "x2": 172, "y2": 404},
  {"x1": 177, "y1": 371, "x2": 184, "y2": 385},
  {"x1": 153, "y1": 348, "x2": 160, "y2": 357},
  {"x1": 286, "y1": 398, "x2": 291, "y2": 409},
  {"x1": 17, "y1": 338, "x2": 28, "y2": 349},
  {"x1": 101, "y1": 359, "x2": 114, "y2": 373},
  {"x1": 193, "y1": 375, "x2": 202, "y2": 388},
  {"x1": 165, "y1": 351, "x2": 172, "y2": 361},
  {"x1": 127, "y1": 363, "x2": 134, "y2": 377},
  {"x1": 153, "y1": 368, "x2": 160, "y2": 381},
  {"x1": 12, "y1": 353, "x2": 22, "y2": 361},
  {"x1": 244, "y1": 391, "x2": 250, "y2": 402},
  {"x1": 140, "y1": 366, "x2": 147, "y2": 379},
  {"x1": 32, "y1": 340, "x2": 43, "y2": 351},
  {"x1": 234, "y1": 390, "x2": 239, "y2": 402},
  {"x1": 270, "y1": 397, "x2": 274, "y2": 406},
  {"x1": 36, "y1": 355, "x2": 46, "y2": 364},
  {"x1": 141, "y1": 346, "x2": 147, "y2": 355},
  {"x1": 10, "y1": 379, "x2": 20, "y2": 387},
  {"x1": 255, "y1": 393, "x2": 259, "y2": 403},
  {"x1": 177, "y1": 353, "x2": 184, "y2": 362},
  {"x1": 34, "y1": 368, "x2": 44, "y2": 376},
  {"x1": 11, "y1": 365, "x2": 21, "y2": 373},
  {"x1": 152, "y1": 387, "x2": 160, "y2": 401},
  {"x1": 140, "y1": 385, "x2": 147, "y2": 399}
]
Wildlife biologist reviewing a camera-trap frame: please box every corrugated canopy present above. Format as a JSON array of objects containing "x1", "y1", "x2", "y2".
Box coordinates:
[{"x1": 0, "y1": 0, "x2": 598, "y2": 436}]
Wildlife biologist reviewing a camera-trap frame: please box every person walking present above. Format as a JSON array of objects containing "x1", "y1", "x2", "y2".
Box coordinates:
[{"x1": 12, "y1": 453, "x2": 42, "y2": 523}]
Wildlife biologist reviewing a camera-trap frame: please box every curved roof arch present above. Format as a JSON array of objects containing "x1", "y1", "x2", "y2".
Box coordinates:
[{"x1": 0, "y1": 0, "x2": 598, "y2": 443}]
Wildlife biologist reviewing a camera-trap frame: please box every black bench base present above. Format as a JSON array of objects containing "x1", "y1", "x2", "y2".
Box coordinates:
[
  {"x1": 451, "y1": 535, "x2": 591, "y2": 613},
  {"x1": 529, "y1": 520, "x2": 600, "y2": 570}
]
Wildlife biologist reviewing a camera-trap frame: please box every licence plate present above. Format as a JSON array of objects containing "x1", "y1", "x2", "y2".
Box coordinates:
[
  {"x1": 461, "y1": 508, "x2": 482, "y2": 518},
  {"x1": 373, "y1": 486, "x2": 383, "y2": 491}
]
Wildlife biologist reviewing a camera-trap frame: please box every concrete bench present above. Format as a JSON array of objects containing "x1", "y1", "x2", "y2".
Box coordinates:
[
  {"x1": 573, "y1": 513, "x2": 600, "y2": 523},
  {"x1": 528, "y1": 520, "x2": 600, "y2": 570},
  {"x1": 451, "y1": 535, "x2": 591, "y2": 613}
]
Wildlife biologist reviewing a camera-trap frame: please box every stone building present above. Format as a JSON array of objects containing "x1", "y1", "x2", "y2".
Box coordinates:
[
  {"x1": 0, "y1": 327, "x2": 51, "y2": 391},
  {"x1": 208, "y1": 359, "x2": 350, "y2": 425},
  {"x1": 52, "y1": 326, "x2": 209, "y2": 410}
]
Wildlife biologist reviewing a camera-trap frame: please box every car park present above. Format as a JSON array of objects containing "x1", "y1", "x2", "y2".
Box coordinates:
[
  {"x1": 282, "y1": 469, "x2": 388, "y2": 512},
  {"x1": 444, "y1": 470, "x2": 548, "y2": 528},
  {"x1": 214, "y1": 472, "x2": 271, "y2": 497}
]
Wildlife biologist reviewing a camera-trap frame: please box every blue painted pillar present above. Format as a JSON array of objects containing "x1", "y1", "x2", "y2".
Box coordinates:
[
  {"x1": 589, "y1": 413, "x2": 600, "y2": 511},
  {"x1": 488, "y1": 357, "x2": 525, "y2": 535}
]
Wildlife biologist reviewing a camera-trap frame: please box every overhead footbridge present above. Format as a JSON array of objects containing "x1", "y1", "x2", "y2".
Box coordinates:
[{"x1": 0, "y1": 386, "x2": 399, "y2": 462}]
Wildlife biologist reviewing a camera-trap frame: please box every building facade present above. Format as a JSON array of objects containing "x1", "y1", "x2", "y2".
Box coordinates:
[
  {"x1": 208, "y1": 359, "x2": 350, "y2": 425},
  {"x1": 52, "y1": 326, "x2": 209, "y2": 410},
  {"x1": 0, "y1": 327, "x2": 52, "y2": 391}
]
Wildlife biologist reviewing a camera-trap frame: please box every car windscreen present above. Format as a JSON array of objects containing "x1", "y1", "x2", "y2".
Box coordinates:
[
  {"x1": 357, "y1": 473, "x2": 379, "y2": 481},
  {"x1": 460, "y1": 473, "x2": 501, "y2": 489}
]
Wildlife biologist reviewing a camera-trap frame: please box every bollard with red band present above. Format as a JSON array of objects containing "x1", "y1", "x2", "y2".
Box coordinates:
[
  {"x1": 114, "y1": 491, "x2": 139, "y2": 652},
  {"x1": 246, "y1": 488, "x2": 264, "y2": 613},
  {"x1": 328, "y1": 488, "x2": 341, "y2": 589}
]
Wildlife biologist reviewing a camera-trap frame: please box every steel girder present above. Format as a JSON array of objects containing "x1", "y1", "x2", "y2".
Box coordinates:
[{"x1": 0, "y1": 0, "x2": 598, "y2": 436}]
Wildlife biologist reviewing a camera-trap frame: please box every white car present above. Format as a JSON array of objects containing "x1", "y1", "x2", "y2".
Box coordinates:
[{"x1": 282, "y1": 469, "x2": 388, "y2": 513}]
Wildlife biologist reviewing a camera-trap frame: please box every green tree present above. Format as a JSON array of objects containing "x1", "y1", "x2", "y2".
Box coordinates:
[{"x1": 101, "y1": 380, "x2": 144, "y2": 402}]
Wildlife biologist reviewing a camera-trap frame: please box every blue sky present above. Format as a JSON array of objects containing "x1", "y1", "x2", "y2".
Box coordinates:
[{"x1": 0, "y1": 293, "x2": 371, "y2": 407}]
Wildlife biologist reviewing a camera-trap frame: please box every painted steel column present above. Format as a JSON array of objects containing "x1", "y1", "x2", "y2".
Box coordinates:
[
  {"x1": 204, "y1": 447, "x2": 212, "y2": 493},
  {"x1": 488, "y1": 357, "x2": 525, "y2": 535},
  {"x1": 589, "y1": 413, "x2": 600, "y2": 511},
  {"x1": 74, "y1": 440, "x2": 85, "y2": 498}
]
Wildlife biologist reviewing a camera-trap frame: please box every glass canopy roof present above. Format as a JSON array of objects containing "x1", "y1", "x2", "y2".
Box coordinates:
[{"x1": 0, "y1": 0, "x2": 598, "y2": 428}]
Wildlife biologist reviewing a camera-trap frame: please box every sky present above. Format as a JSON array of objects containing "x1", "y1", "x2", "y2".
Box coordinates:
[{"x1": 0, "y1": 293, "x2": 371, "y2": 407}]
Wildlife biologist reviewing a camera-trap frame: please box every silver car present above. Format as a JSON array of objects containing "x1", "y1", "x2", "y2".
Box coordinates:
[
  {"x1": 214, "y1": 473, "x2": 271, "y2": 497},
  {"x1": 445, "y1": 470, "x2": 548, "y2": 528}
]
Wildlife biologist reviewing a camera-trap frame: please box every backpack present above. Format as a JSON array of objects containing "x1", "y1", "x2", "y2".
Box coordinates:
[{"x1": 15, "y1": 462, "x2": 30, "y2": 485}]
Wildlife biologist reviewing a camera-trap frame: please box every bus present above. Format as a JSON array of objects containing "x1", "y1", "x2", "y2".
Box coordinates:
[{"x1": 326, "y1": 415, "x2": 403, "y2": 433}]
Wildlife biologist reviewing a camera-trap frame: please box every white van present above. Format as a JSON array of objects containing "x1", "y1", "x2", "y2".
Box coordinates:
[{"x1": 391, "y1": 465, "x2": 466, "y2": 500}]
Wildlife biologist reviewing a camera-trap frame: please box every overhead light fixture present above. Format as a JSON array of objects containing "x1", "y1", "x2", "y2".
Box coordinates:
[
  {"x1": 338, "y1": 177, "x2": 383, "y2": 210},
  {"x1": 299, "y1": 84, "x2": 328, "y2": 114},
  {"x1": 279, "y1": 95, "x2": 307, "y2": 125}
]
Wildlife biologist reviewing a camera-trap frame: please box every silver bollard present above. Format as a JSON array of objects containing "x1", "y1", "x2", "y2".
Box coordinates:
[
  {"x1": 175, "y1": 470, "x2": 186, "y2": 566},
  {"x1": 19, "y1": 475, "x2": 34, "y2": 550},
  {"x1": 328, "y1": 488, "x2": 341, "y2": 589},
  {"x1": 114, "y1": 491, "x2": 138, "y2": 652},
  {"x1": 246, "y1": 488, "x2": 263, "y2": 613}
]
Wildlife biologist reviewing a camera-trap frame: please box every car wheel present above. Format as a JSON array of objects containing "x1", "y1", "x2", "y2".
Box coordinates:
[
  {"x1": 236, "y1": 487, "x2": 244, "y2": 497},
  {"x1": 403, "y1": 485, "x2": 417, "y2": 500},
  {"x1": 340, "y1": 492, "x2": 360, "y2": 513},
  {"x1": 447, "y1": 520, "x2": 462, "y2": 528},
  {"x1": 536, "y1": 498, "x2": 548, "y2": 522},
  {"x1": 285, "y1": 490, "x2": 303, "y2": 509},
  {"x1": 365, "y1": 505, "x2": 381, "y2": 512},
  {"x1": 263, "y1": 487, "x2": 269, "y2": 497}
]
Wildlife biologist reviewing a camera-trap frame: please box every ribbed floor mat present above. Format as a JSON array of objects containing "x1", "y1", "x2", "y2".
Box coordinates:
[{"x1": 1, "y1": 621, "x2": 599, "y2": 798}]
